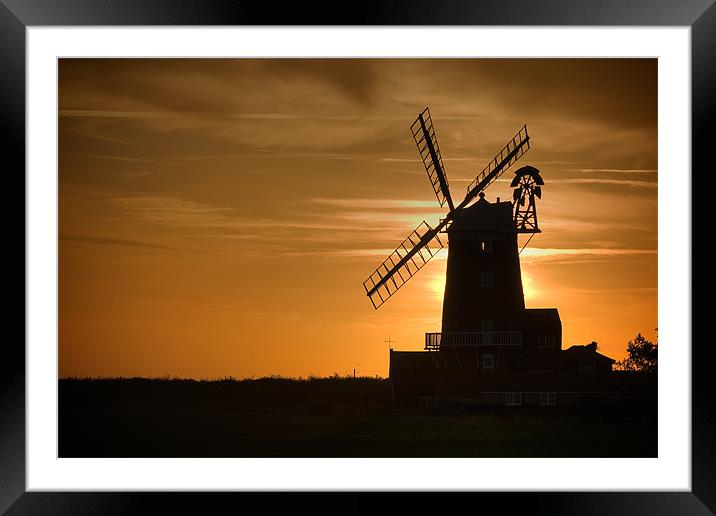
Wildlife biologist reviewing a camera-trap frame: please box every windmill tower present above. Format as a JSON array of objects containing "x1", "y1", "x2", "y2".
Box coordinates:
[
  {"x1": 364, "y1": 108, "x2": 560, "y2": 366},
  {"x1": 441, "y1": 166, "x2": 546, "y2": 337}
]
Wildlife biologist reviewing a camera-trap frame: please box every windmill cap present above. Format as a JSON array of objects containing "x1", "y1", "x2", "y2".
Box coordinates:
[{"x1": 450, "y1": 195, "x2": 515, "y2": 234}]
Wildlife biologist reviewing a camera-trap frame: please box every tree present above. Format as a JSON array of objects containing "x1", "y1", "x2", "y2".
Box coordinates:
[{"x1": 614, "y1": 333, "x2": 657, "y2": 373}]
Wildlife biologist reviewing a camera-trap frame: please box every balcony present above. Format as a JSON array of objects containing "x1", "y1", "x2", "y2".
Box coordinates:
[{"x1": 425, "y1": 331, "x2": 523, "y2": 350}]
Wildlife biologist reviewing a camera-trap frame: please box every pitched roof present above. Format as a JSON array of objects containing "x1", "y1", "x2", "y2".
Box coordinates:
[{"x1": 562, "y1": 344, "x2": 616, "y2": 364}]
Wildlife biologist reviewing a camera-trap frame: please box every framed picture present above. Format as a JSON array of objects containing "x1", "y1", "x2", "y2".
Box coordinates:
[{"x1": 5, "y1": 0, "x2": 712, "y2": 513}]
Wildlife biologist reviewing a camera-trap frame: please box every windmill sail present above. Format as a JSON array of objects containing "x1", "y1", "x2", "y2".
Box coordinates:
[
  {"x1": 363, "y1": 111, "x2": 530, "y2": 310},
  {"x1": 464, "y1": 125, "x2": 530, "y2": 205},
  {"x1": 363, "y1": 220, "x2": 446, "y2": 309},
  {"x1": 410, "y1": 108, "x2": 455, "y2": 212}
]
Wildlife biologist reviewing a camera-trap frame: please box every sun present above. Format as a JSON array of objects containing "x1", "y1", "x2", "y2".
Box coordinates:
[
  {"x1": 428, "y1": 271, "x2": 447, "y2": 301},
  {"x1": 521, "y1": 269, "x2": 539, "y2": 302}
]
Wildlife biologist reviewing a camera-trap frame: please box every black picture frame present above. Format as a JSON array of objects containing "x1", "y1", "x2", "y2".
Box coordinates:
[{"x1": 3, "y1": 1, "x2": 711, "y2": 513}]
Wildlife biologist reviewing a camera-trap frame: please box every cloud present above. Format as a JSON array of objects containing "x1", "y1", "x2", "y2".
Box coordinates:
[
  {"x1": 310, "y1": 198, "x2": 439, "y2": 209},
  {"x1": 279, "y1": 245, "x2": 657, "y2": 264},
  {"x1": 60, "y1": 234, "x2": 191, "y2": 252},
  {"x1": 569, "y1": 287, "x2": 658, "y2": 295},
  {"x1": 378, "y1": 157, "x2": 486, "y2": 163},
  {"x1": 281, "y1": 248, "x2": 401, "y2": 259},
  {"x1": 111, "y1": 196, "x2": 246, "y2": 229},
  {"x1": 559, "y1": 178, "x2": 657, "y2": 188},
  {"x1": 108, "y1": 196, "x2": 436, "y2": 245},
  {"x1": 60, "y1": 110, "x2": 170, "y2": 119},
  {"x1": 520, "y1": 247, "x2": 657, "y2": 262},
  {"x1": 106, "y1": 193, "x2": 657, "y2": 267},
  {"x1": 62, "y1": 152, "x2": 173, "y2": 165},
  {"x1": 60, "y1": 110, "x2": 416, "y2": 122},
  {"x1": 573, "y1": 168, "x2": 658, "y2": 174}
]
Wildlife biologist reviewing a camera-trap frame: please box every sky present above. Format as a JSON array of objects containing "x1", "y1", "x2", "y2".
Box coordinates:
[{"x1": 58, "y1": 58, "x2": 658, "y2": 379}]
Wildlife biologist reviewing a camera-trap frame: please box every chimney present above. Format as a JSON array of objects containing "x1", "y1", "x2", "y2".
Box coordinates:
[{"x1": 497, "y1": 197, "x2": 500, "y2": 203}]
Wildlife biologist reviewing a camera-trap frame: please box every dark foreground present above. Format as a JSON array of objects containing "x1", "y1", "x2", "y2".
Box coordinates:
[{"x1": 59, "y1": 377, "x2": 656, "y2": 457}]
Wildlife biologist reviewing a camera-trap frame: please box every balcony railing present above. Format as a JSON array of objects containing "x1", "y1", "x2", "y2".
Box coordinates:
[{"x1": 425, "y1": 331, "x2": 522, "y2": 350}]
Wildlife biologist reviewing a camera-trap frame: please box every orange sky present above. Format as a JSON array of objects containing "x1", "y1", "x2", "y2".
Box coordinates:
[{"x1": 58, "y1": 59, "x2": 657, "y2": 379}]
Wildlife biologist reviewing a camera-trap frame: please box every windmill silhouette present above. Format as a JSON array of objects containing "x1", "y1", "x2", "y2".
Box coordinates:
[
  {"x1": 511, "y1": 165, "x2": 544, "y2": 234},
  {"x1": 363, "y1": 107, "x2": 541, "y2": 311},
  {"x1": 366, "y1": 115, "x2": 626, "y2": 406}
]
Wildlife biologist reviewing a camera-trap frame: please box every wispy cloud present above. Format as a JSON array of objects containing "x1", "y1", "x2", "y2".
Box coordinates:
[
  {"x1": 60, "y1": 234, "x2": 193, "y2": 252},
  {"x1": 311, "y1": 198, "x2": 439, "y2": 209},
  {"x1": 109, "y1": 196, "x2": 432, "y2": 243},
  {"x1": 111, "y1": 197, "x2": 245, "y2": 229},
  {"x1": 60, "y1": 110, "x2": 169, "y2": 119},
  {"x1": 61, "y1": 110, "x2": 495, "y2": 122},
  {"x1": 280, "y1": 248, "x2": 403, "y2": 259},
  {"x1": 378, "y1": 157, "x2": 486, "y2": 163},
  {"x1": 569, "y1": 286, "x2": 658, "y2": 295},
  {"x1": 62, "y1": 152, "x2": 183, "y2": 166},
  {"x1": 285, "y1": 246, "x2": 657, "y2": 263},
  {"x1": 520, "y1": 247, "x2": 657, "y2": 261},
  {"x1": 573, "y1": 168, "x2": 658, "y2": 174},
  {"x1": 107, "y1": 194, "x2": 658, "y2": 266},
  {"x1": 177, "y1": 152, "x2": 365, "y2": 161},
  {"x1": 61, "y1": 110, "x2": 400, "y2": 121},
  {"x1": 538, "y1": 215, "x2": 654, "y2": 234},
  {"x1": 559, "y1": 178, "x2": 657, "y2": 188}
]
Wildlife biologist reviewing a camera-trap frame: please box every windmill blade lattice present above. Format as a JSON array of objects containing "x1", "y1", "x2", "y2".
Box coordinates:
[
  {"x1": 465, "y1": 125, "x2": 530, "y2": 204},
  {"x1": 363, "y1": 107, "x2": 532, "y2": 310},
  {"x1": 410, "y1": 108, "x2": 454, "y2": 212},
  {"x1": 363, "y1": 221, "x2": 445, "y2": 309}
]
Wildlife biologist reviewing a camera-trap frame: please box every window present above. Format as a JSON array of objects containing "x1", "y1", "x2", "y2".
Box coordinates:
[
  {"x1": 479, "y1": 240, "x2": 493, "y2": 253},
  {"x1": 505, "y1": 392, "x2": 522, "y2": 406},
  {"x1": 539, "y1": 392, "x2": 557, "y2": 406},
  {"x1": 480, "y1": 272, "x2": 494, "y2": 287},
  {"x1": 537, "y1": 334, "x2": 556, "y2": 349},
  {"x1": 482, "y1": 354, "x2": 494, "y2": 372},
  {"x1": 577, "y1": 363, "x2": 596, "y2": 373}
]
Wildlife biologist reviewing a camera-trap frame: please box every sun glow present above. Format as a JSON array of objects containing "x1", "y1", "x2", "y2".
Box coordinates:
[
  {"x1": 428, "y1": 271, "x2": 447, "y2": 301},
  {"x1": 521, "y1": 269, "x2": 539, "y2": 302}
]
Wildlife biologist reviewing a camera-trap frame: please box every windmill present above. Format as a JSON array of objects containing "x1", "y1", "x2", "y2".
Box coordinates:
[{"x1": 362, "y1": 107, "x2": 541, "y2": 310}]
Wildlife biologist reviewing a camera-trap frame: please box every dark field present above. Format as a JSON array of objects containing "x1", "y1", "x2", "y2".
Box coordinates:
[{"x1": 59, "y1": 377, "x2": 656, "y2": 457}]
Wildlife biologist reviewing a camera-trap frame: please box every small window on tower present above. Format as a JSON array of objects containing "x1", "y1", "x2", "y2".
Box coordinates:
[
  {"x1": 481, "y1": 272, "x2": 494, "y2": 287},
  {"x1": 482, "y1": 354, "x2": 494, "y2": 372},
  {"x1": 480, "y1": 240, "x2": 493, "y2": 253}
]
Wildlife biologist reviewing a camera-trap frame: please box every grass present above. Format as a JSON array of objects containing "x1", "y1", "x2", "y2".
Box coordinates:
[{"x1": 59, "y1": 377, "x2": 656, "y2": 458}]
